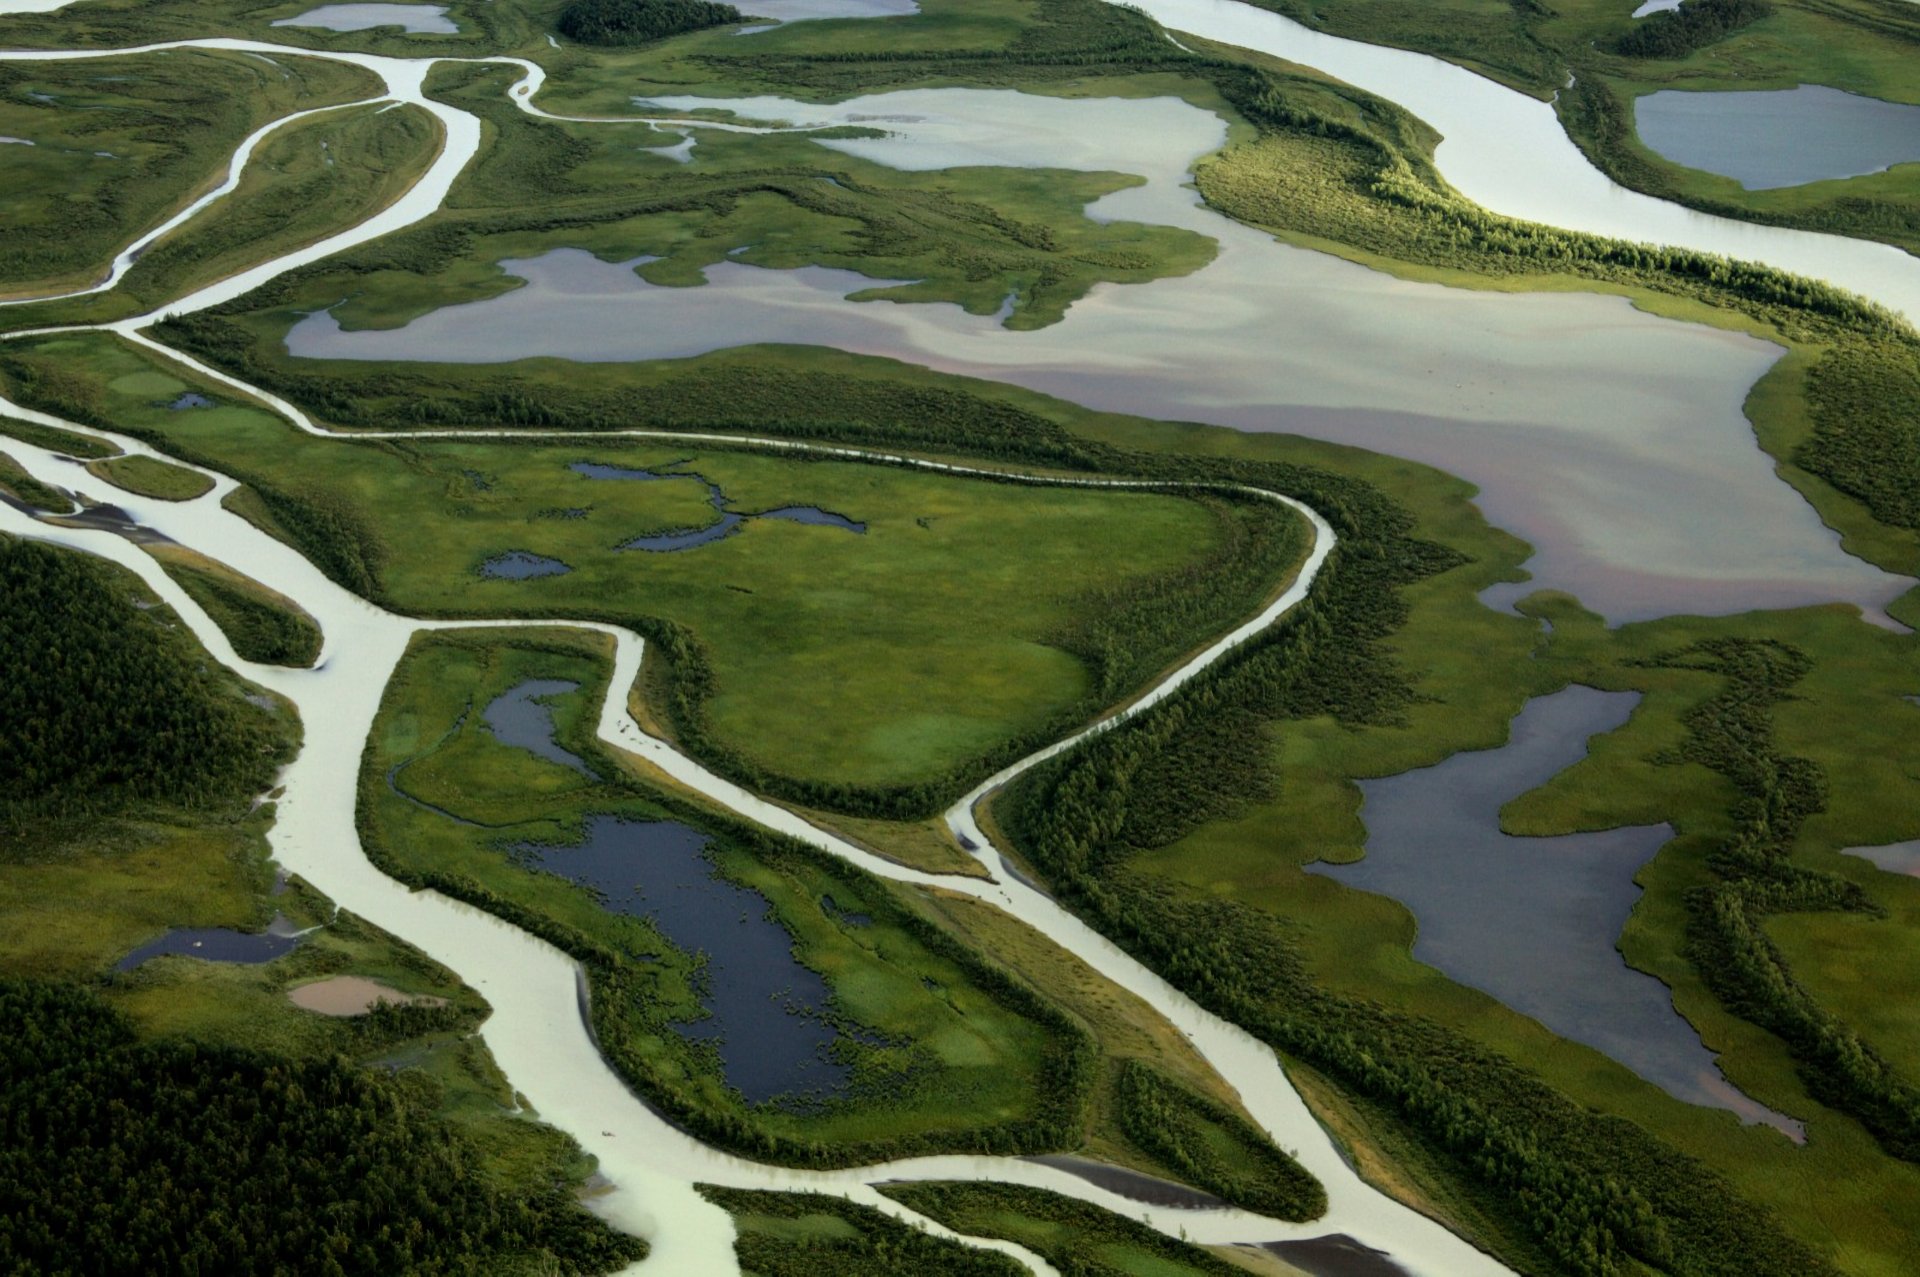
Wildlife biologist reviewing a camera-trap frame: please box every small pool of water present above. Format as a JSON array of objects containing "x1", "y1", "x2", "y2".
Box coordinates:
[
  {"x1": 1842, "y1": 840, "x2": 1920, "y2": 879},
  {"x1": 519, "y1": 815, "x2": 854, "y2": 1104},
  {"x1": 167, "y1": 392, "x2": 213, "y2": 410},
  {"x1": 483, "y1": 678, "x2": 592, "y2": 774},
  {"x1": 1636, "y1": 84, "x2": 1920, "y2": 189},
  {"x1": 478, "y1": 550, "x2": 571, "y2": 579},
  {"x1": 116, "y1": 914, "x2": 305, "y2": 971},
  {"x1": 569, "y1": 456, "x2": 865, "y2": 552},
  {"x1": 271, "y1": 3, "x2": 458, "y2": 33},
  {"x1": 1311, "y1": 685, "x2": 1803, "y2": 1136}
]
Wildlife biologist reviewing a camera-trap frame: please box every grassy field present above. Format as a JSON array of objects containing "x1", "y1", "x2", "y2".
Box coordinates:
[
  {"x1": 0, "y1": 101, "x2": 444, "y2": 333},
  {"x1": 362, "y1": 626, "x2": 1091, "y2": 1164},
  {"x1": 0, "y1": 49, "x2": 378, "y2": 298},
  {"x1": 0, "y1": 331, "x2": 1302, "y2": 803},
  {"x1": 87, "y1": 452, "x2": 214, "y2": 500},
  {"x1": 699, "y1": 1185, "x2": 1026, "y2": 1275}
]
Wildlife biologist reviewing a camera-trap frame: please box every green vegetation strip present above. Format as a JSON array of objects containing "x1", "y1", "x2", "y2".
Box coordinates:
[
  {"x1": 880, "y1": 1180, "x2": 1245, "y2": 1277},
  {"x1": 0, "y1": 449, "x2": 66, "y2": 511},
  {"x1": 1113, "y1": 1059, "x2": 1323, "y2": 1219},
  {"x1": 699, "y1": 1185, "x2": 1023, "y2": 1275},
  {"x1": 149, "y1": 545, "x2": 324, "y2": 667}
]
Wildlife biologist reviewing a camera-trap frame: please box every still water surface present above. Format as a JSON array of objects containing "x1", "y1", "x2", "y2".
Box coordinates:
[
  {"x1": 286, "y1": 88, "x2": 1908, "y2": 624},
  {"x1": 1311, "y1": 685, "x2": 1803, "y2": 1136},
  {"x1": 1637, "y1": 85, "x2": 1920, "y2": 190},
  {"x1": 519, "y1": 814, "x2": 855, "y2": 1104},
  {"x1": 271, "y1": 3, "x2": 457, "y2": 33}
]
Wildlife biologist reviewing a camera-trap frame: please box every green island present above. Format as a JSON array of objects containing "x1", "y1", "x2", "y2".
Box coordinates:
[{"x1": 1, "y1": 0, "x2": 1918, "y2": 1272}]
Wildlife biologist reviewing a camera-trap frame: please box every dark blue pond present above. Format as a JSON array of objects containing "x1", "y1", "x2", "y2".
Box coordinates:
[
  {"x1": 479, "y1": 551, "x2": 571, "y2": 579},
  {"x1": 116, "y1": 914, "x2": 304, "y2": 971},
  {"x1": 571, "y1": 458, "x2": 864, "y2": 552},
  {"x1": 484, "y1": 679, "x2": 592, "y2": 774},
  {"x1": 166, "y1": 392, "x2": 213, "y2": 410},
  {"x1": 520, "y1": 814, "x2": 853, "y2": 1104},
  {"x1": 1312, "y1": 685, "x2": 1802, "y2": 1137}
]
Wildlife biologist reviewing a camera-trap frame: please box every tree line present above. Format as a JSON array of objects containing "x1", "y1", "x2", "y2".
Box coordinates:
[{"x1": 1638, "y1": 638, "x2": 1920, "y2": 1162}]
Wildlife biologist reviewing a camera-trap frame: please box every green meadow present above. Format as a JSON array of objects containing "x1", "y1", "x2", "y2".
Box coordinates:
[
  {"x1": 0, "y1": 331, "x2": 1299, "y2": 801},
  {"x1": 362, "y1": 626, "x2": 1090, "y2": 1163},
  {"x1": 0, "y1": 100, "x2": 444, "y2": 333},
  {"x1": 0, "y1": 48, "x2": 378, "y2": 298}
]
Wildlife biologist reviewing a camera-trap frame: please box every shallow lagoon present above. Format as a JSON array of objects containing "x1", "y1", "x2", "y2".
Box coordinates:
[
  {"x1": 288, "y1": 85, "x2": 1910, "y2": 624},
  {"x1": 1636, "y1": 85, "x2": 1920, "y2": 190},
  {"x1": 271, "y1": 3, "x2": 457, "y2": 33},
  {"x1": 1311, "y1": 685, "x2": 1802, "y2": 1135}
]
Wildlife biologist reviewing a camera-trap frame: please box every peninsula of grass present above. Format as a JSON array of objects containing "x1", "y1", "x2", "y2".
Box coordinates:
[
  {"x1": 87, "y1": 452, "x2": 215, "y2": 501},
  {"x1": 0, "y1": 413, "x2": 116, "y2": 459},
  {"x1": 698, "y1": 1186, "x2": 1024, "y2": 1276},
  {"x1": 880, "y1": 1181, "x2": 1246, "y2": 1277},
  {"x1": 0, "y1": 448, "x2": 66, "y2": 511},
  {"x1": 0, "y1": 49, "x2": 378, "y2": 300},
  {"x1": 0, "y1": 331, "x2": 1308, "y2": 813},
  {"x1": 362, "y1": 626, "x2": 1094, "y2": 1168},
  {"x1": 147, "y1": 543, "x2": 324, "y2": 667},
  {"x1": 1, "y1": 101, "x2": 444, "y2": 333}
]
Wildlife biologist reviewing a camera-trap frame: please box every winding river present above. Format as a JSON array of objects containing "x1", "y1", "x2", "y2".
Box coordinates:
[{"x1": 3, "y1": 0, "x2": 1899, "y2": 1269}]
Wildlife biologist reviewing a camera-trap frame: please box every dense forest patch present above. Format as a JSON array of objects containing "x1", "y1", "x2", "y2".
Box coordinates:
[
  {"x1": 0, "y1": 979, "x2": 648, "y2": 1276},
  {"x1": 0, "y1": 536, "x2": 290, "y2": 831},
  {"x1": 556, "y1": 0, "x2": 744, "y2": 45}
]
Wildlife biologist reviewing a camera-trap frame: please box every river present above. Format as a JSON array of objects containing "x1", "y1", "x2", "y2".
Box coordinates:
[{"x1": 2, "y1": 0, "x2": 1895, "y2": 1269}]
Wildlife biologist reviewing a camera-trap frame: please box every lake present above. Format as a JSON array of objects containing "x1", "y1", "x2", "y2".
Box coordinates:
[
  {"x1": 1310, "y1": 685, "x2": 1803, "y2": 1136},
  {"x1": 1637, "y1": 85, "x2": 1920, "y2": 189}
]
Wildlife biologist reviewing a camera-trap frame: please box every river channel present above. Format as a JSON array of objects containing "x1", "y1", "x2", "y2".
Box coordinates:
[{"x1": 4, "y1": 0, "x2": 1904, "y2": 1268}]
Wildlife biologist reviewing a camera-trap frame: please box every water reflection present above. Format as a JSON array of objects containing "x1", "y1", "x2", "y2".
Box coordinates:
[
  {"x1": 483, "y1": 678, "x2": 592, "y2": 774},
  {"x1": 478, "y1": 550, "x2": 571, "y2": 579},
  {"x1": 270, "y1": 3, "x2": 457, "y2": 33},
  {"x1": 1843, "y1": 840, "x2": 1920, "y2": 879},
  {"x1": 1311, "y1": 685, "x2": 1803, "y2": 1136},
  {"x1": 116, "y1": 913, "x2": 305, "y2": 970},
  {"x1": 1637, "y1": 85, "x2": 1920, "y2": 190},
  {"x1": 284, "y1": 88, "x2": 1909, "y2": 623},
  {"x1": 519, "y1": 815, "x2": 854, "y2": 1104}
]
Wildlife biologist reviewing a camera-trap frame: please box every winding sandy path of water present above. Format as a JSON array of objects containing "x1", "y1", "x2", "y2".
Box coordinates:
[
  {"x1": 9, "y1": 3, "x2": 1897, "y2": 1268},
  {"x1": 0, "y1": 389, "x2": 1515, "y2": 1274}
]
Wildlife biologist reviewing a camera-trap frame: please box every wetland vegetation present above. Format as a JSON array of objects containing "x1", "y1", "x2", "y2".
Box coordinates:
[
  {"x1": 5, "y1": 0, "x2": 1920, "y2": 1271},
  {"x1": 0, "y1": 538, "x2": 646, "y2": 1275}
]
